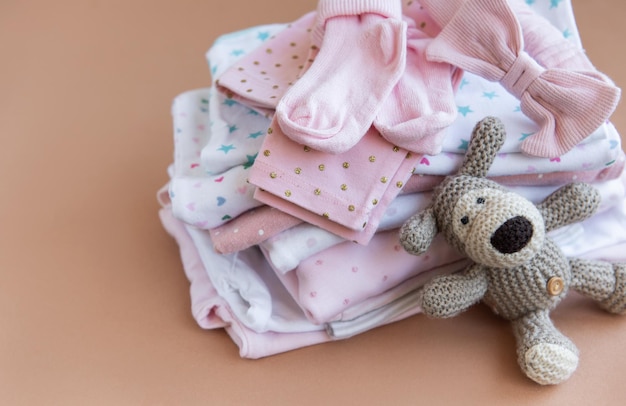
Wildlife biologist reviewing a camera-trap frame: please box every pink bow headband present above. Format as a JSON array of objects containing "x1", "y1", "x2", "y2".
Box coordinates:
[{"x1": 421, "y1": 0, "x2": 621, "y2": 158}]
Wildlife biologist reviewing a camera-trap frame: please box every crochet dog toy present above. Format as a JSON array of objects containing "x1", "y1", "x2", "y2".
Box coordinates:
[{"x1": 399, "y1": 116, "x2": 626, "y2": 385}]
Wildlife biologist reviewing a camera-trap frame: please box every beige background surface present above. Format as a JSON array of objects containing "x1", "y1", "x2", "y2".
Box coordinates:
[{"x1": 2, "y1": 0, "x2": 626, "y2": 404}]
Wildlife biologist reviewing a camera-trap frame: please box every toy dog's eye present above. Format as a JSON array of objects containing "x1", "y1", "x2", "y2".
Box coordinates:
[
  {"x1": 460, "y1": 216, "x2": 469, "y2": 225},
  {"x1": 477, "y1": 197, "x2": 485, "y2": 204}
]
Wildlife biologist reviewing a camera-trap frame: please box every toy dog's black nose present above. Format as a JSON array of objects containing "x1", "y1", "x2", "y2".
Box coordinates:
[{"x1": 490, "y1": 216, "x2": 533, "y2": 254}]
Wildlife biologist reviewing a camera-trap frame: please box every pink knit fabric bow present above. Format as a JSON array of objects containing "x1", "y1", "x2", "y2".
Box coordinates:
[{"x1": 421, "y1": 0, "x2": 621, "y2": 158}]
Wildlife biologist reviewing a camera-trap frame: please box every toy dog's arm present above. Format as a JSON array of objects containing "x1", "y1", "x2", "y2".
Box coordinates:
[
  {"x1": 400, "y1": 207, "x2": 438, "y2": 256},
  {"x1": 421, "y1": 263, "x2": 489, "y2": 318},
  {"x1": 536, "y1": 183, "x2": 600, "y2": 232}
]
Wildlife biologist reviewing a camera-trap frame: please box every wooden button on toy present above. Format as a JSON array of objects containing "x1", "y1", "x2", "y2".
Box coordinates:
[{"x1": 547, "y1": 276, "x2": 565, "y2": 296}]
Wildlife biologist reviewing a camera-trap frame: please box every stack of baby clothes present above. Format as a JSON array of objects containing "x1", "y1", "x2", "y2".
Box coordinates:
[{"x1": 158, "y1": 0, "x2": 626, "y2": 358}]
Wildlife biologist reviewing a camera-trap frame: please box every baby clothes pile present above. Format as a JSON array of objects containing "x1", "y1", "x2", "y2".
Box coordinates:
[{"x1": 157, "y1": 0, "x2": 626, "y2": 358}]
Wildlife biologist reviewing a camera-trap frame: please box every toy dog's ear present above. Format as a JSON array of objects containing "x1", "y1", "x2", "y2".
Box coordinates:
[
  {"x1": 537, "y1": 182, "x2": 601, "y2": 232},
  {"x1": 458, "y1": 116, "x2": 506, "y2": 178},
  {"x1": 399, "y1": 207, "x2": 439, "y2": 255}
]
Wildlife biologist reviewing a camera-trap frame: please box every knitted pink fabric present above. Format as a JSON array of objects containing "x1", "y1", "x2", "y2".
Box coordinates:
[
  {"x1": 275, "y1": 0, "x2": 407, "y2": 154},
  {"x1": 373, "y1": 18, "x2": 459, "y2": 155},
  {"x1": 508, "y1": 0, "x2": 595, "y2": 71},
  {"x1": 420, "y1": 0, "x2": 621, "y2": 158}
]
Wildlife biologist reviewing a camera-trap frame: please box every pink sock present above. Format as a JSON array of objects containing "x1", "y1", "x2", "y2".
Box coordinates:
[
  {"x1": 374, "y1": 21, "x2": 459, "y2": 155},
  {"x1": 275, "y1": 0, "x2": 406, "y2": 154}
]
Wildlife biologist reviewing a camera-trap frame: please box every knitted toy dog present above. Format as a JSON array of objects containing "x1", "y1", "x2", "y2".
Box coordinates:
[{"x1": 400, "y1": 116, "x2": 626, "y2": 385}]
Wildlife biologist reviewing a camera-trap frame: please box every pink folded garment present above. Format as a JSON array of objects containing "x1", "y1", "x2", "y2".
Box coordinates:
[
  {"x1": 209, "y1": 206, "x2": 302, "y2": 255},
  {"x1": 215, "y1": 12, "x2": 316, "y2": 115},
  {"x1": 159, "y1": 207, "x2": 331, "y2": 359},
  {"x1": 248, "y1": 117, "x2": 419, "y2": 236},
  {"x1": 267, "y1": 228, "x2": 465, "y2": 324}
]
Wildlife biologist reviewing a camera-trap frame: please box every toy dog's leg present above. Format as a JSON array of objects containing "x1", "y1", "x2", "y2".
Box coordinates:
[
  {"x1": 569, "y1": 258, "x2": 626, "y2": 314},
  {"x1": 511, "y1": 310, "x2": 579, "y2": 385}
]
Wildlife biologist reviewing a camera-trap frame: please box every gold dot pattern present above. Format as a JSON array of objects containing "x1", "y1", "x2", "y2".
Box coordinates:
[
  {"x1": 221, "y1": 30, "x2": 422, "y2": 235},
  {"x1": 216, "y1": 26, "x2": 316, "y2": 111}
]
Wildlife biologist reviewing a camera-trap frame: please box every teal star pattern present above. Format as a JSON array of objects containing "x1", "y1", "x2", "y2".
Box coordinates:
[
  {"x1": 458, "y1": 139, "x2": 469, "y2": 150},
  {"x1": 257, "y1": 31, "x2": 270, "y2": 41},
  {"x1": 243, "y1": 153, "x2": 257, "y2": 169},
  {"x1": 248, "y1": 131, "x2": 264, "y2": 139},
  {"x1": 247, "y1": 109, "x2": 259, "y2": 116},
  {"x1": 519, "y1": 132, "x2": 534, "y2": 141},
  {"x1": 482, "y1": 91, "x2": 498, "y2": 100},
  {"x1": 458, "y1": 105, "x2": 474, "y2": 117},
  {"x1": 514, "y1": 105, "x2": 522, "y2": 112},
  {"x1": 211, "y1": 65, "x2": 218, "y2": 75},
  {"x1": 218, "y1": 144, "x2": 236, "y2": 154},
  {"x1": 563, "y1": 28, "x2": 571, "y2": 39},
  {"x1": 230, "y1": 49, "x2": 244, "y2": 56},
  {"x1": 550, "y1": 0, "x2": 562, "y2": 8},
  {"x1": 228, "y1": 125, "x2": 238, "y2": 133},
  {"x1": 525, "y1": 0, "x2": 535, "y2": 5},
  {"x1": 223, "y1": 99, "x2": 237, "y2": 107},
  {"x1": 460, "y1": 78, "x2": 470, "y2": 89}
]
